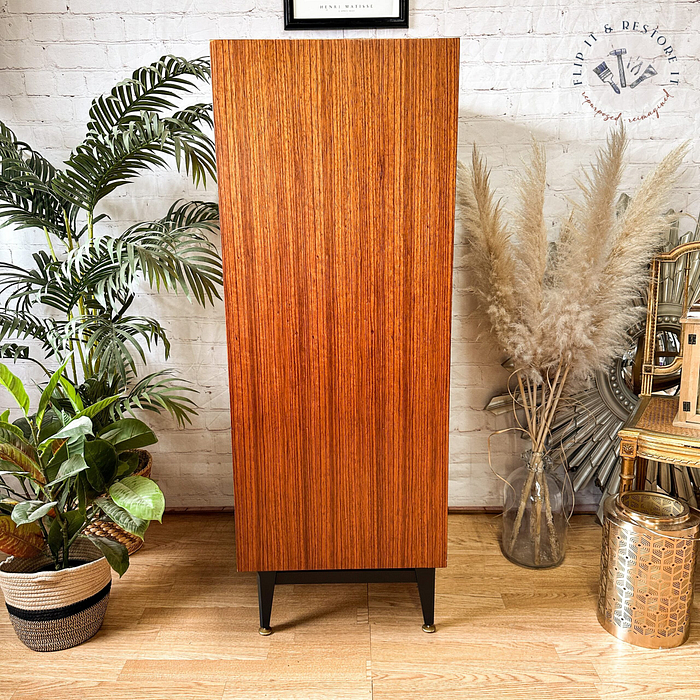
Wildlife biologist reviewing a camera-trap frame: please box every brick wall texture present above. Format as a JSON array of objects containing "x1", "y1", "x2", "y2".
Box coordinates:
[{"x1": 0, "y1": 0, "x2": 698, "y2": 507}]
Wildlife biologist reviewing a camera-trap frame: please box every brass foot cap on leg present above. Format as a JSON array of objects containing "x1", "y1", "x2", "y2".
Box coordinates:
[
  {"x1": 422, "y1": 624, "x2": 436, "y2": 633},
  {"x1": 259, "y1": 627, "x2": 273, "y2": 636}
]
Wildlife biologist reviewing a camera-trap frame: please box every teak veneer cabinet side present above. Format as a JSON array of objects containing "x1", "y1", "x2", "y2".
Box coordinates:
[{"x1": 212, "y1": 38, "x2": 458, "y2": 631}]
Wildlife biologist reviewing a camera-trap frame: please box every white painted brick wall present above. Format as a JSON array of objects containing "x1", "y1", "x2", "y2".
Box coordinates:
[{"x1": 0, "y1": 0, "x2": 698, "y2": 508}]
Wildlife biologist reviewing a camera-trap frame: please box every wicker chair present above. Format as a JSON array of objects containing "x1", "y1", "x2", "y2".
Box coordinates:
[{"x1": 618, "y1": 242, "x2": 700, "y2": 495}]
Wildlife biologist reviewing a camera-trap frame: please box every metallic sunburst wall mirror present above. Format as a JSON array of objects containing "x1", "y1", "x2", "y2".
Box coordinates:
[{"x1": 487, "y1": 198, "x2": 700, "y2": 516}]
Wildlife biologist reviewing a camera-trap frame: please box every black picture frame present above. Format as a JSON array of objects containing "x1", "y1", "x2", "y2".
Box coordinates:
[{"x1": 284, "y1": 0, "x2": 409, "y2": 30}]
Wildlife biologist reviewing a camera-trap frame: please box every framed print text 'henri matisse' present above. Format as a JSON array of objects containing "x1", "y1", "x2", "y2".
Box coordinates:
[{"x1": 284, "y1": 0, "x2": 408, "y2": 29}]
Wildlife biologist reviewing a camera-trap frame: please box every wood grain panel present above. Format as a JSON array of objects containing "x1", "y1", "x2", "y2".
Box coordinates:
[{"x1": 211, "y1": 39, "x2": 458, "y2": 572}]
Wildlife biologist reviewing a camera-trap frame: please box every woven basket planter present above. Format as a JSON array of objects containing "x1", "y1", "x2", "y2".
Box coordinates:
[
  {"x1": 0, "y1": 539, "x2": 111, "y2": 652},
  {"x1": 84, "y1": 449, "x2": 152, "y2": 555}
]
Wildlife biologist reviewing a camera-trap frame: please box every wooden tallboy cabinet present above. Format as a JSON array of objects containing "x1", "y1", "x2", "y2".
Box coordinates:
[{"x1": 211, "y1": 38, "x2": 458, "y2": 633}]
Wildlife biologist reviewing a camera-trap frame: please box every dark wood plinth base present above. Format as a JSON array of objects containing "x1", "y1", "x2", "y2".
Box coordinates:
[{"x1": 257, "y1": 568, "x2": 436, "y2": 634}]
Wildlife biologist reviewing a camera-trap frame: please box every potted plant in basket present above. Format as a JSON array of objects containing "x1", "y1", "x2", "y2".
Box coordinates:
[
  {"x1": 0, "y1": 361, "x2": 164, "y2": 651},
  {"x1": 458, "y1": 126, "x2": 687, "y2": 568},
  {"x1": 0, "y1": 55, "x2": 223, "y2": 550}
]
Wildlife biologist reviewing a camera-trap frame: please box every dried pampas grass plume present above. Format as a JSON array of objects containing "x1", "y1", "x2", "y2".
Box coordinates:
[
  {"x1": 588, "y1": 142, "x2": 689, "y2": 369},
  {"x1": 457, "y1": 149, "x2": 519, "y2": 357},
  {"x1": 458, "y1": 125, "x2": 688, "y2": 384}
]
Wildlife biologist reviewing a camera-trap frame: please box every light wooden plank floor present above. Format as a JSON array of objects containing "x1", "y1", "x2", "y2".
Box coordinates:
[{"x1": 1, "y1": 514, "x2": 699, "y2": 700}]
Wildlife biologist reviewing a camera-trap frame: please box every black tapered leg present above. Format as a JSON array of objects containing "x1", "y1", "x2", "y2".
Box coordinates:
[
  {"x1": 257, "y1": 571, "x2": 276, "y2": 635},
  {"x1": 415, "y1": 568, "x2": 436, "y2": 633}
]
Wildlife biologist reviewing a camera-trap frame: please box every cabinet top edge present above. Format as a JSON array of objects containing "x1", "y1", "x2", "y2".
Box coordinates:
[{"x1": 210, "y1": 38, "x2": 460, "y2": 47}]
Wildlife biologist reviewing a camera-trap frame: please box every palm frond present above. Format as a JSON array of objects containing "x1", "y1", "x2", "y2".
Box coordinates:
[
  {"x1": 86, "y1": 55, "x2": 211, "y2": 137},
  {"x1": 163, "y1": 198, "x2": 219, "y2": 229},
  {"x1": 52, "y1": 368, "x2": 197, "y2": 429},
  {"x1": 169, "y1": 104, "x2": 216, "y2": 188},
  {"x1": 113, "y1": 369, "x2": 198, "y2": 428},
  {"x1": 0, "y1": 343, "x2": 30, "y2": 361},
  {"x1": 0, "y1": 310, "x2": 64, "y2": 358},
  {"x1": 0, "y1": 121, "x2": 77, "y2": 238},
  {"x1": 63, "y1": 200, "x2": 222, "y2": 308},
  {"x1": 54, "y1": 108, "x2": 216, "y2": 214},
  {"x1": 0, "y1": 252, "x2": 85, "y2": 315},
  {"x1": 69, "y1": 314, "x2": 171, "y2": 382}
]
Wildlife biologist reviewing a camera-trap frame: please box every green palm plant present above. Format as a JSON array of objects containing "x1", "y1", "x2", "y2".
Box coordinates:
[{"x1": 0, "y1": 55, "x2": 221, "y2": 426}]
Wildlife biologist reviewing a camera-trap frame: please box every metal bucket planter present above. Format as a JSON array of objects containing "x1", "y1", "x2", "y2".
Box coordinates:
[
  {"x1": 598, "y1": 491, "x2": 700, "y2": 649},
  {"x1": 0, "y1": 539, "x2": 111, "y2": 652}
]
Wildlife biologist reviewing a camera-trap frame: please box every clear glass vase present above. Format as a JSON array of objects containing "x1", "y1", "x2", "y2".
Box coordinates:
[{"x1": 501, "y1": 450, "x2": 571, "y2": 569}]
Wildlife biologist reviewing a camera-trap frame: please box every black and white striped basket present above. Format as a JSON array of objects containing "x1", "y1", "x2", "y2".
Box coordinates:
[{"x1": 0, "y1": 539, "x2": 112, "y2": 652}]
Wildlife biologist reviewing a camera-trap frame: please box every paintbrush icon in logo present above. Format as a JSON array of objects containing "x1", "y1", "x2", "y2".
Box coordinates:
[{"x1": 593, "y1": 61, "x2": 621, "y2": 93}]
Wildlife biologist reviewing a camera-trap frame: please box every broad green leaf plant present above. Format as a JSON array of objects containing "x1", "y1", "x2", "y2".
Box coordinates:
[
  {"x1": 0, "y1": 55, "x2": 222, "y2": 427},
  {"x1": 0, "y1": 362, "x2": 164, "y2": 574}
]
